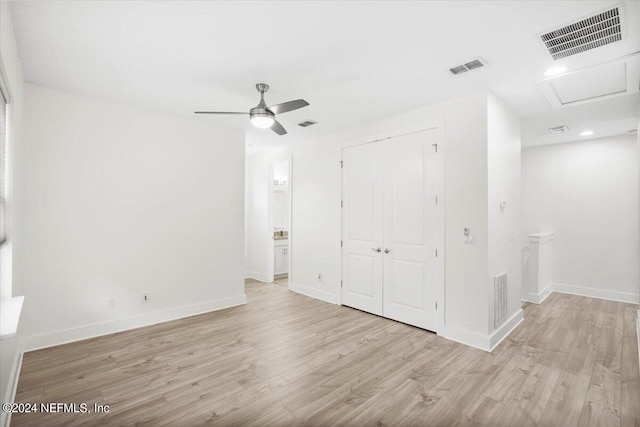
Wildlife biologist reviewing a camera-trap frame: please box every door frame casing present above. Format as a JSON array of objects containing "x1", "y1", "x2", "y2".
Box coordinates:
[{"x1": 339, "y1": 120, "x2": 445, "y2": 334}]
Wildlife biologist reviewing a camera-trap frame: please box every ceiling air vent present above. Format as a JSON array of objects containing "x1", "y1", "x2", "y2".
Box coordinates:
[
  {"x1": 549, "y1": 125, "x2": 569, "y2": 134},
  {"x1": 540, "y1": 4, "x2": 624, "y2": 60},
  {"x1": 297, "y1": 120, "x2": 317, "y2": 128},
  {"x1": 449, "y1": 57, "x2": 487, "y2": 75}
]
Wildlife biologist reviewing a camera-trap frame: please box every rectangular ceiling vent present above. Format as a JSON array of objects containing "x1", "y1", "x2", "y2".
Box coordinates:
[
  {"x1": 449, "y1": 57, "x2": 487, "y2": 75},
  {"x1": 549, "y1": 125, "x2": 569, "y2": 134},
  {"x1": 540, "y1": 5, "x2": 624, "y2": 60},
  {"x1": 297, "y1": 120, "x2": 317, "y2": 127}
]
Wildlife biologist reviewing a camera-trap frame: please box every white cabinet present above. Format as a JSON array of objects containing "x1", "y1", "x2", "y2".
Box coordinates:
[
  {"x1": 341, "y1": 129, "x2": 443, "y2": 332},
  {"x1": 274, "y1": 239, "x2": 288, "y2": 275}
]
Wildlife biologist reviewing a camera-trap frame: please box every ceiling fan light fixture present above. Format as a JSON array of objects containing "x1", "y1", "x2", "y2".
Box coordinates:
[
  {"x1": 250, "y1": 113, "x2": 275, "y2": 128},
  {"x1": 195, "y1": 83, "x2": 309, "y2": 136}
]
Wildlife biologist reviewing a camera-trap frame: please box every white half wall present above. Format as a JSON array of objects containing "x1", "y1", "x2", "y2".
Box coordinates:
[
  {"x1": 522, "y1": 134, "x2": 639, "y2": 302},
  {"x1": 14, "y1": 84, "x2": 246, "y2": 349}
]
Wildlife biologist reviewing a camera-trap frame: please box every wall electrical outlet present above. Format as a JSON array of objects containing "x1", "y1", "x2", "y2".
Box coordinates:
[
  {"x1": 109, "y1": 299, "x2": 116, "y2": 308},
  {"x1": 142, "y1": 294, "x2": 150, "y2": 303}
]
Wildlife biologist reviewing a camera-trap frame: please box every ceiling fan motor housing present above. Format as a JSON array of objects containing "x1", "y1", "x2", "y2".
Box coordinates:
[{"x1": 250, "y1": 107, "x2": 275, "y2": 120}]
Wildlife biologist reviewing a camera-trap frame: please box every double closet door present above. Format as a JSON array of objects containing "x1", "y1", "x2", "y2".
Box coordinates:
[{"x1": 341, "y1": 129, "x2": 442, "y2": 332}]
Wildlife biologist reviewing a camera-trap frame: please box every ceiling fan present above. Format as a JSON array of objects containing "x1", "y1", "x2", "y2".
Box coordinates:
[{"x1": 195, "y1": 83, "x2": 309, "y2": 135}]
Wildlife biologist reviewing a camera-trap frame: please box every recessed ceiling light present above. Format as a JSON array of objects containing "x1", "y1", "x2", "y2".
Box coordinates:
[
  {"x1": 580, "y1": 130, "x2": 594, "y2": 136},
  {"x1": 544, "y1": 66, "x2": 567, "y2": 77}
]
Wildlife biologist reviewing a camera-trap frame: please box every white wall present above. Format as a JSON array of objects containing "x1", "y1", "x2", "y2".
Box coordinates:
[
  {"x1": 0, "y1": 0, "x2": 25, "y2": 417},
  {"x1": 487, "y1": 94, "x2": 522, "y2": 334},
  {"x1": 522, "y1": 134, "x2": 639, "y2": 302},
  {"x1": 441, "y1": 93, "x2": 490, "y2": 341},
  {"x1": 245, "y1": 152, "x2": 268, "y2": 281},
  {"x1": 246, "y1": 91, "x2": 523, "y2": 349},
  {"x1": 14, "y1": 84, "x2": 247, "y2": 350}
]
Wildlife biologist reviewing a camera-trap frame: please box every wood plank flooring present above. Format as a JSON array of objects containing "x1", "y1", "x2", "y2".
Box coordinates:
[{"x1": 11, "y1": 280, "x2": 640, "y2": 426}]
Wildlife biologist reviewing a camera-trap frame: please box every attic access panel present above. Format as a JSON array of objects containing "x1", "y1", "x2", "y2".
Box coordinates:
[
  {"x1": 537, "y1": 55, "x2": 640, "y2": 108},
  {"x1": 548, "y1": 61, "x2": 626, "y2": 105}
]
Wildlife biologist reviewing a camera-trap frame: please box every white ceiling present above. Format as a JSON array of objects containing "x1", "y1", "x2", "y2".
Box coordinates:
[{"x1": 8, "y1": 1, "x2": 640, "y2": 151}]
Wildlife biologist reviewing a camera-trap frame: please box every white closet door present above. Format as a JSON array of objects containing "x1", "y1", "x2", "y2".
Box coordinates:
[
  {"x1": 341, "y1": 142, "x2": 383, "y2": 315},
  {"x1": 381, "y1": 130, "x2": 439, "y2": 331}
]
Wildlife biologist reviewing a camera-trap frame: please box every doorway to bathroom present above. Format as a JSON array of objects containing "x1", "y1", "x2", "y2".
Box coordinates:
[{"x1": 268, "y1": 160, "x2": 291, "y2": 287}]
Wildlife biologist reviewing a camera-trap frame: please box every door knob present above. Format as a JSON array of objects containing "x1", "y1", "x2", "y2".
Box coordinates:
[
  {"x1": 371, "y1": 247, "x2": 382, "y2": 253},
  {"x1": 384, "y1": 248, "x2": 391, "y2": 254}
]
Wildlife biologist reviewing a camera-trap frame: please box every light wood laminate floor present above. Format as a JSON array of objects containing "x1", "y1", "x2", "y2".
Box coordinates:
[{"x1": 12, "y1": 280, "x2": 640, "y2": 426}]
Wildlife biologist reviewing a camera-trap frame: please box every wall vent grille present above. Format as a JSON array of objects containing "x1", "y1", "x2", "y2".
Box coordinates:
[
  {"x1": 494, "y1": 273, "x2": 508, "y2": 327},
  {"x1": 540, "y1": 5, "x2": 623, "y2": 60},
  {"x1": 297, "y1": 120, "x2": 317, "y2": 127}
]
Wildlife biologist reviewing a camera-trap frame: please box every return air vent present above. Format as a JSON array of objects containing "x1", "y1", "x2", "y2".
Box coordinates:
[
  {"x1": 449, "y1": 57, "x2": 487, "y2": 75},
  {"x1": 297, "y1": 120, "x2": 317, "y2": 127},
  {"x1": 494, "y1": 273, "x2": 508, "y2": 328},
  {"x1": 540, "y1": 4, "x2": 624, "y2": 60},
  {"x1": 549, "y1": 125, "x2": 569, "y2": 134}
]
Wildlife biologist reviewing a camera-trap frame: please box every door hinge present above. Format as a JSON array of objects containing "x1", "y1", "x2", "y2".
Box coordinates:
[
  {"x1": 341, "y1": 200, "x2": 343, "y2": 207},
  {"x1": 435, "y1": 249, "x2": 438, "y2": 257},
  {"x1": 340, "y1": 240, "x2": 343, "y2": 247},
  {"x1": 432, "y1": 143, "x2": 438, "y2": 153},
  {"x1": 340, "y1": 160, "x2": 343, "y2": 168},
  {"x1": 341, "y1": 280, "x2": 343, "y2": 288},
  {"x1": 436, "y1": 301, "x2": 438, "y2": 310},
  {"x1": 435, "y1": 196, "x2": 438, "y2": 205}
]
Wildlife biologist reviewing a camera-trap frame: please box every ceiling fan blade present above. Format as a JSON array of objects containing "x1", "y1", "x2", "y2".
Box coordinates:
[
  {"x1": 271, "y1": 120, "x2": 287, "y2": 135},
  {"x1": 267, "y1": 99, "x2": 309, "y2": 115},
  {"x1": 194, "y1": 111, "x2": 248, "y2": 115}
]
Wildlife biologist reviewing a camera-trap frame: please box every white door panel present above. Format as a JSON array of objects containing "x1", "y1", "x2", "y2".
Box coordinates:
[
  {"x1": 382, "y1": 130, "x2": 438, "y2": 331},
  {"x1": 390, "y1": 140, "x2": 425, "y2": 246},
  {"x1": 348, "y1": 147, "x2": 376, "y2": 242},
  {"x1": 341, "y1": 143, "x2": 383, "y2": 315},
  {"x1": 347, "y1": 254, "x2": 377, "y2": 297},
  {"x1": 389, "y1": 259, "x2": 425, "y2": 309}
]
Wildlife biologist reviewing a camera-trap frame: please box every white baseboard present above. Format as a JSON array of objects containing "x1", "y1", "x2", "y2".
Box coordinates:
[
  {"x1": 440, "y1": 309, "x2": 523, "y2": 353},
  {"x1": 527, "y1": 283, "x2": 553, "y2": 304},
  {"x1": 0, "y1": 351, "x2": 22, "y2": 427},
  {"x1": 552, "y1": 282, "x2": 639, "y2": 304},
  {"x1": 20, "y1": 294, "x2": 247, "y2": 352},
  {"x1": 290, "y1": 282, "x2": 338, "y2": 304},
  {"x1": 489, "y1": 309, "x2": 524, "y2": 351},
  {"x1": 245, "y1": 271, "x2": 267, "y2": 282},
  {"x1": 526, "y1": 283, "x2": 639, "y2": 305},
  {"x1": 636, "y1": 310, "x2": 639, "y2": 374},
  {"x1": 441, "y1": 325, "x2": 492, "y2": 352}
]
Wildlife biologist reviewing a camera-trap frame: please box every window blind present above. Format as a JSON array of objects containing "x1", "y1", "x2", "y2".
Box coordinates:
[{"x1": 0, "y1": 88, "x2": 7, "y2": 245}]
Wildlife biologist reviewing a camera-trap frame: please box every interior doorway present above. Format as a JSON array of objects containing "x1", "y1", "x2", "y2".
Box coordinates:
[{"x1": 267, "y1": 159, "x2": 292, "y2": 287}]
